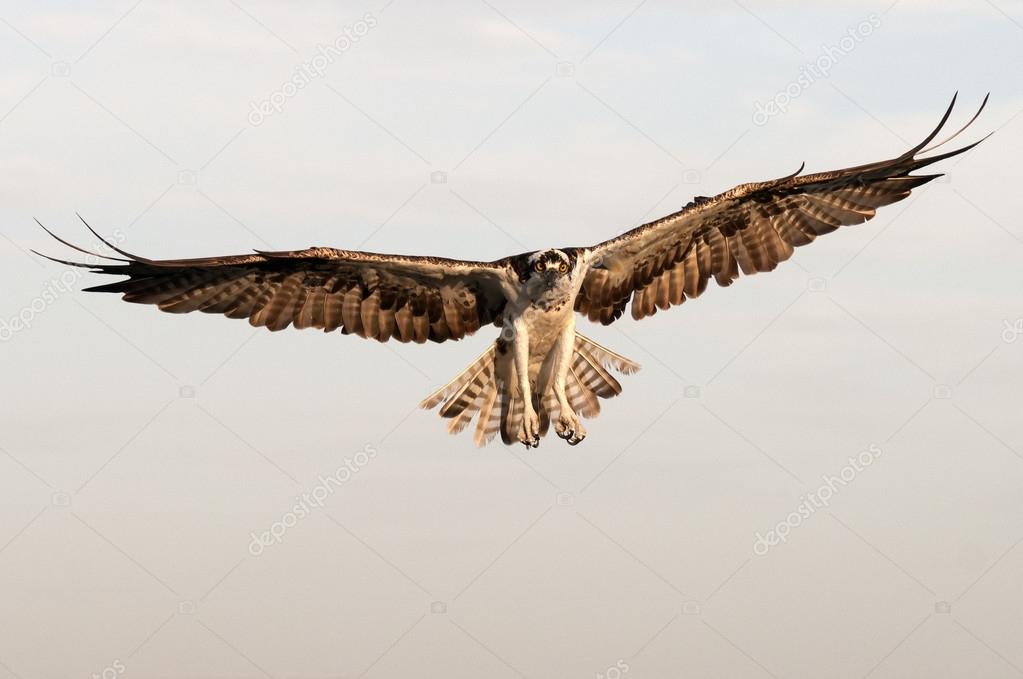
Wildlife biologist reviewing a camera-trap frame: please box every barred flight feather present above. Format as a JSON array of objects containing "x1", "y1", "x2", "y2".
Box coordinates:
[
  {"x1": 35, "y1": 94, "x2": 988, "y2": 448},
  {"x1": 418, "y1": 333, "x2": 641, "y2": 447}
]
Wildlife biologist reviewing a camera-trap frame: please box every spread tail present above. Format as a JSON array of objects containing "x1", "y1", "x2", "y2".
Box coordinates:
[{"x1": 419, "y1": 333, "x2": 640, "y2": 447}]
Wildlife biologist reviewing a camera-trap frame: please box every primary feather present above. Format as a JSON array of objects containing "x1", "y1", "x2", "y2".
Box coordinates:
[{"x1": 35, "y1": 94, "x2": 989, "y2": 447}]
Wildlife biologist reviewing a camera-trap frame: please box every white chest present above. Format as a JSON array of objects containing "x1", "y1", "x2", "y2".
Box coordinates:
[{"x1": 525, "y1": 304, "x2": 573, "y2": 353}]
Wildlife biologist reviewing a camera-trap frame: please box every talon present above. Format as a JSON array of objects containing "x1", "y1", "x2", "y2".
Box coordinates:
[{"x1": 556, "y1": 412, "x2": 585, "y2": 446}]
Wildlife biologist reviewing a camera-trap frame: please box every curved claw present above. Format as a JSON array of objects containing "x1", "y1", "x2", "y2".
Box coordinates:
[
  {"x1": 521, "y1": 434, "x2": 541, "y2": 449},
  {"x1": 556, "y1": 422, "x2": 586, "y2": 445}
]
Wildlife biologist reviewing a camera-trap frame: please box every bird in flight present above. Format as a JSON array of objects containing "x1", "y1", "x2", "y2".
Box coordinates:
[{"x1": 37, "y1": 95, "x2": 988, "y2": 448}]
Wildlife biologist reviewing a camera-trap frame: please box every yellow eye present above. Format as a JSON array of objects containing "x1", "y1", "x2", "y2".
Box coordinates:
[
  {"x1": 534, "y1": 261, "x2": 545, "y2": 272},
  {"x1": 558, "y1": 262, "x2": 568, "y2": 273}
]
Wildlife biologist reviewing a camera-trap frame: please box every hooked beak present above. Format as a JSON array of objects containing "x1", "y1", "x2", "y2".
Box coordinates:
[{"x1": 542, "y1": 270, "x2": 559, "y2": 288}]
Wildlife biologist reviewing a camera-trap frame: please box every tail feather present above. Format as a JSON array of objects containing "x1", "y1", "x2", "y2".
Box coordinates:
[
  {"x1": 440, "y1": 361, "x2": 492, "y2": 419},
  {"x1": 567, "y1": 365, "x2": 602, "y2": 418},
  {"x1": 541, "y1": 389, "x2": 562, "y2": 423},
  {"x1": 574, "y1": 334, "x2": 641, "y2": 375},
  {"x1": 499, "y1": 390, "x2": 523, "y2": 446},
  {"x1": 420, "y1": 345, "x2": 495, "y2": 411},
  {"x1": 536, "y1": 392, "x2": 550, "y2": 437},
  {"x1": 573, "y1": 347, "x2": 623, "y2": 398},
  {"x1": 447, "y1": 390, "x2": 482, "y2": 434},
  {"x1": 474, "y1": 385, "x2": 500, "y2": 447},
  {"x1": 422, "y1": 332, "x2": 640, "y2": 447}
]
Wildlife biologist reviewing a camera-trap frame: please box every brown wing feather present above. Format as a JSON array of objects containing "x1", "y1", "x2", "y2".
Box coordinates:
[
  {"x1": 37, "y1": 234, "x2": 516, "y2": 343},
  {"x1": 575, "y1": 94, "x2": 990, "y2": 324}
]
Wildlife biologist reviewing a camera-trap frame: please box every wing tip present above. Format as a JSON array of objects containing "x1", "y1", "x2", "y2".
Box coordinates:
[
  {"x1": 906, "y1": 92, "x2": 991, "y2": 160},
  {"x1": 75, "y1": 213, "x2": 148, "y2": 262},
  {"x1": 34, "y1": 217, "x2": 130, "y2": 264},
  {"x1": 33, "y1": 215, "x2": 152, "y2": 267},
  {"x1": 31, "y1": 248, "x2": 96, "y2": 268}
]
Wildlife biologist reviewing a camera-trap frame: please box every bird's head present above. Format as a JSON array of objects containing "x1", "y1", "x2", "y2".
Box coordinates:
[{"x1": 526, "y1": 249, "x2": 574, "y2": 289}]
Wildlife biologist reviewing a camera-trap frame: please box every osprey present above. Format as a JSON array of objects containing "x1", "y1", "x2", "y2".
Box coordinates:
[{"x1": 37, "y1": 95, "x2": 988, "y2": 448}]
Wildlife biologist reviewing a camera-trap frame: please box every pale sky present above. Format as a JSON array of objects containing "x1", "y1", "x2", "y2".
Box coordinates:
[{"x1": 1, "y1": 1, "x2": 1022, "y2": 678}]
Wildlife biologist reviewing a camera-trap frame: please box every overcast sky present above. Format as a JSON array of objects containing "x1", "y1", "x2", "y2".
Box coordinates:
[{"x1": 1, "y1": 1, "x2": 1022, "y2": 678}]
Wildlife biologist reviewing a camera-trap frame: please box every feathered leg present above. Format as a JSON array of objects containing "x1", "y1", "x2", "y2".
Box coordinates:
[
  {"x1": 510, "y1": 315, "x2": 541, "y2": 448},
  {"x1": 550, "y1": 317, "x2": 586, "y2": 445}
]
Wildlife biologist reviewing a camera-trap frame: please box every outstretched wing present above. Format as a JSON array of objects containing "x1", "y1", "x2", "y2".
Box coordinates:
[
  {"x1": 36, "y1": 225, "x2": 516, "y2": 343},
  {"x1": 575, "y1": 94, "x2": 990, "y2": 324}
]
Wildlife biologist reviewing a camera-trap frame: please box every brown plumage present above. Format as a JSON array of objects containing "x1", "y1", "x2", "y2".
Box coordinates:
[
  {"x1": 37, "y1": 232, "x2": 511, "y2": 343},
  {"x1": 35, "y1": 94, "x2": 989, "y2": 447},
  {"x1": 420, "y1": 334, "x2": 639, "y2": 447},
  {"x1": 574, "y1": 93, "x2": 990, "y2": 324}
]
